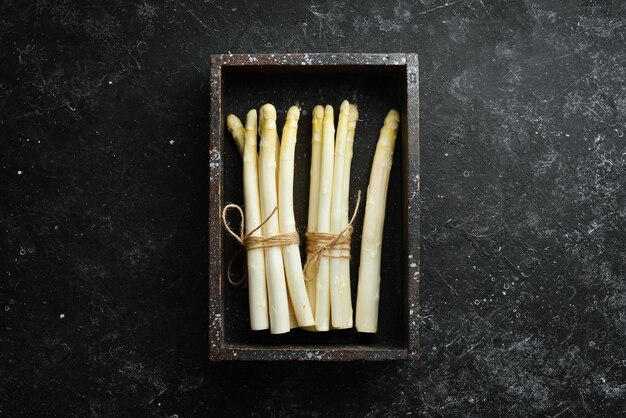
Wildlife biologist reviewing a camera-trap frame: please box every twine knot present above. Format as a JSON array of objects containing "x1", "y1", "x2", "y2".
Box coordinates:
[{"x1": 303, "y1": 190, "x2": 362, "y2": 282}]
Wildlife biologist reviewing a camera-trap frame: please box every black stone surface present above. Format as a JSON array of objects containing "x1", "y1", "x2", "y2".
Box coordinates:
[{"x1": 1, "y1": 0, "x2": 625, "y2": 416}]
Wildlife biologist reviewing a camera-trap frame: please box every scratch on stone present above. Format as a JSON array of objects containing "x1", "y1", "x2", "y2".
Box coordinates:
[{"x1": 417, "y1": 1, "x2": 458, "y2": 16}]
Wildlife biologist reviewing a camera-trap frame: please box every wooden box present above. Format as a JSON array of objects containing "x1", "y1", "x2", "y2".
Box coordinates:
[{"x1": 209, "y1": 53, "x2": 419, "y2": 361}]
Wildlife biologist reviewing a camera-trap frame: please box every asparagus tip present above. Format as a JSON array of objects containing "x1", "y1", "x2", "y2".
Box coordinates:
[
  {"x1": 245, "y1": 109, "x2": 257, "y2": 129},
  {"x1": 313, "y1": 105, "x2": 324, "y2": 119},
  {"x1": 340, "y1": 99, "x2": 350, "y2": 113},
  {"x1": 384, "y1": 109, "x2": 400, "y2": 128},
  {"x1": 226, "y1": 114, "x2": 243, "y2": 131},
  {"x1": 286, "y1": 105, "x2": 300, "y2": 120},
  {"x1": 349, "y1": 104, "x2": 359, "y2": 121},
  {"x1": 324, "y1": 104, "x2": 334, "y2": 118},
  {"x1": 261, "y1": 103, "x2": 276, "y2": 120}
]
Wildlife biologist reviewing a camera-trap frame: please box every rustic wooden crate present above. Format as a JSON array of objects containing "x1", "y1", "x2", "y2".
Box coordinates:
[{"x1": 209, "y1": 53, "x2": 419, "y2": 361}]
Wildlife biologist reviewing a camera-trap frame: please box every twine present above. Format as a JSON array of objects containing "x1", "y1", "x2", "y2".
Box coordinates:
[
  {"x1": 303, "y1": 190, "x2": 362, "y2": 282},
  {"x1": 222, "y1": 204, "x2": 299, "y2": 286}
]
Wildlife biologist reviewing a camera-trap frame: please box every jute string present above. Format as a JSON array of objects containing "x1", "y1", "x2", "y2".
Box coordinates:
[
  {"x1": 221, "y1": 204, "x2": 299, "y2": 286},
  {"x1": 303, "y1": 190, "x2": 362, "y2": 282}
]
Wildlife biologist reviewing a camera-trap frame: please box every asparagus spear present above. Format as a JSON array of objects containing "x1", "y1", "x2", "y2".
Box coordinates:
[
  {"x1": 314, "y1": 105, "x2": 335, "y2": 331},
  {"x1": 225, "y1": 113, "x2": 269, "y2": 330},
  {"x1": 339, "y1": 104, "x2": 359, "y2": 328},
  {"x1": 242, "y1": 111, "x2": 270, "y2": 330},
  {"x1": 258, "y1": 104, "x2": 291, "y2": 334},
  {"x1": 226, "y1": 114, "x2": 245, "y2": 157},
  {"x1": 279, "y1": 106, "x2": 315, "y2": 327},
  {"x1": 329, "y1": 100, "x2": 352, "y2": 329},
  {"x1": 305, "y1": 105, "x2": 325, "y2": 316},
  {"x1": 355, "y1": 109, "x2": 400, "y2": 333}
]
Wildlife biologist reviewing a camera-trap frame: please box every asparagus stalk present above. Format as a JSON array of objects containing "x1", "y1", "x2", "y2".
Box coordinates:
[
  {"x1": 288, "y1": 298, "x2": 299, "y2": 328},
  {"x1": 279, "y1": 106, "x2": 315, "y2": 327},
  {"x1": 355, "y1": 109, "x2": 400, "y2": 333},
  {"x1": 314, "y1": 105, "x2": 335, "y2": 331},
  {"x1": 242, "y1": 111, "x2": 270, "y2": 330},
  {"x1": 339, "y1": 104, "x2": 359, "y2": 328},
  {"x1": 226, "y1": 114, "x2": 245, "y2": 157},
  {"x1": 305, "y1": 105, "x2": 325, "y2": 315},
  {"x1": 329, "y1": 100, "x2": 352, "y2": 329},
  {"x1": 258, "y1": 103, "x2": 291, "y2": 334}
]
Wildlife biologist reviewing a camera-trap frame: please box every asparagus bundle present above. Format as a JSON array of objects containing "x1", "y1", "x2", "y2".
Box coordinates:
[
  {"x1": 355, "y1": 109, "x2": 400, "y2": 333},
  {"x1": 226, "y1": 112, "x2": 269, "y2": 331},
  {"x1": 225, "y1": 102, "x2": 391, "y2": 335},
  {"x1": 258, "y1": 104, "x2": 291, "y2": 334},
  {"x1": 278, "y1": 106, "x2": 315, "y2": 327},
  {"x1": 314, "y1": 105, "x2": 336, "y2": 331}
]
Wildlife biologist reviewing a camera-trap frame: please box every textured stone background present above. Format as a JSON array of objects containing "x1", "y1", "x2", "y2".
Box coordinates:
[{"x1": 2, "y1": 0, "x2": 625, "y2": 416}]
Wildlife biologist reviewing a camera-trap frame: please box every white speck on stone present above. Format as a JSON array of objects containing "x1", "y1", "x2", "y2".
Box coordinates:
[
  {"x1": 59, "y1": 314, "x2": 65, "y2": 319},
  {"x1": 410, "y1": 262, "x2": 417, "y2": 268},
  {"x1": 169, "y1": 140, "x2": 175, "y2": 145},
  {"x1": 108, "y1": 81, "x2": 112, "y2": 85},
  {"x1": 17, "y1": 170, "x2": 22, "y2": 175}
]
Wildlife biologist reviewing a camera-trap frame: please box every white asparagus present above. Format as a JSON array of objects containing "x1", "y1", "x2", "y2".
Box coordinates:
[
  {"x1": 241, "y1": 111, "x2": 270, "y2": 330},
  {"x1": 305, "y1": 105, "x2": 325, "y2": 316},
  {"x1": 288, "y1": 297, "x2": 299, "y2": 329},
  {"x1": 314, "y1": 105, "x2": 335, "y2": 331},
  {"x1": 355, "y1": 109, "x2": 400, "y2": 333},
  {"x1": 279, "y1": 106, "x2": 315, "y2": 327},
  {"x1": 329, "y1": 100, "x2": 352, "y2": 329},
  {"x1": 259, "y1": 107, "x2": 298, "y2": 329},
  {"x1": 258, "y1": 106, "x2": 281, "y2": 189},
  {"x1": 226, "y1": 114, "x2": 245, "y2": 157},
  {"x1": 258, "y1": 103, "x2": 291, "y2": 334},
  {"x1": 339, "y1": 104, "x2": 359, "y2": 328}
]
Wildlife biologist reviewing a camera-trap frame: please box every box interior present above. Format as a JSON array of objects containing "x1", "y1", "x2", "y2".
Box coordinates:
[{"x1": 220, "y1": 64, "x2": 408, "y2": 349}]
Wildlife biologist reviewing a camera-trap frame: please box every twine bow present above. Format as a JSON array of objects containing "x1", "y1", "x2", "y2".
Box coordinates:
[{"x1": 222, "y1": 204, "x2": 299, "y2": 286}]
